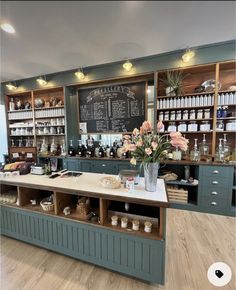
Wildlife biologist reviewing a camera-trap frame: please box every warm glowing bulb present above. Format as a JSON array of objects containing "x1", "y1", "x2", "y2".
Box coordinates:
[
  {"x1": 36, "y1": 77, "x2": 47, "y2": 86},
  {"x1": 123, "y1": 60, "x2": 133, "y2": 72},
  {"x1": 75, "y1": 70, "x2": 85, "y2": 80},
  {"x1": 6, "y1": 83, "x2": 17, "y2": 91},
  {"x1": 1, "y1": 23, "x2": 15, "y2": 34},
  {"x1": 182, "y1": 49, "x2": 195, "y2": 63},
  {"x1": 147, "y1": 89, "x2": 151, "y2": 94}
]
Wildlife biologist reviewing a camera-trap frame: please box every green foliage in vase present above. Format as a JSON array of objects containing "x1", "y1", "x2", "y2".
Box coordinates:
[{"x1": 160, "y1": 70, "x2": 189, "y2": 96}]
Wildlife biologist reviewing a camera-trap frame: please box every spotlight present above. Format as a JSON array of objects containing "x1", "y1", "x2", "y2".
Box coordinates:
[
  {"x1": 6, "y1": 82, "x2": 17, "y2": 91},
  {"x1": 36, "y1": 76, "x2": 47, "y2": 86},
  {"x1": 123, "y1": 60, "x2": 133, "y2": 72},
  {"x1": 182, "y1": 48, "x2": 195, "y2": 63},
  {"x1": 75, "y1": 67, "x2": 85, "y2": 80}
]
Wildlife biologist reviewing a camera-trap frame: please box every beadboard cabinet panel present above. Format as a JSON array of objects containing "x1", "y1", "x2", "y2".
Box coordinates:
[{"x1": 0, "y1": 205, "x2": 165, "y2": 284}]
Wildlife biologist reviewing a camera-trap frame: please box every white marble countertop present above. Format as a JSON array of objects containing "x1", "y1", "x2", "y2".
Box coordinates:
[{"x1": 0, "y1": 172, "x2": 169, "y2": 206}]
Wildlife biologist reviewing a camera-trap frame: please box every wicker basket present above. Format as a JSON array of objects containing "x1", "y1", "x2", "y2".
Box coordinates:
[
  {"x1": 76, "y1": 197, "x2": 90, "y2": 217},
  {"x1": 40, "y1": 198, "x2": 54, "y2": 212}
]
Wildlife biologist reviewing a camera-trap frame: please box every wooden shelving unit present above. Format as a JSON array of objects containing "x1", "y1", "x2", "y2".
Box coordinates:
[{"x1": 5, "y1": 87, "x2": 66, "y2": 161}]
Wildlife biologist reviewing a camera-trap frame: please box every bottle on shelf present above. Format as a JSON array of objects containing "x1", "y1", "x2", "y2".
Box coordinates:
[
  {"x1": 68, "y1": 140, "x2": 76, "y2": 156},
  {"x1": 223, "y1": 134, "x2": 230, "y2": 160},
  {"x1": 9, "y1": 98, "x2": 15, "y2": 111},
  {"x1": 109, "y1": 144, "x2": 116, "y2": 158},
  {"x1": 190, "y1": 139, "x2": 200, "y2": 162},
  {"x1": 60, "y1": 142, "x2": 66, "y2": 156},
  {"x1": 50, "y1": 137, "x2": 57, "y2": 155},
  {"x1": 200, "y1": 134, "x2": 209, "y2": 159},
  {"x1": 215, "y1": 139, "x2": 225, "y2": 163},
  {"x1": 77, "y1": 140, "x2": 83, "y2": 157},
  {"x1": 98, "y1": 143, "x2": 105, "y2": 158}
]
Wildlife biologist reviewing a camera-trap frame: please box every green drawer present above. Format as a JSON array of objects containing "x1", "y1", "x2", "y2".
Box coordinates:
[
  {"x1": 200, "y1": 186, "x2": 229, "y2": 199},
  {"x1": 199, "y1": 165, "x2": 233, "y2": 178},
  {"x1": 93, "y1": 161, "x2": 115, "y2": 174},
  {"x1": 200, "y1": 175, "x2": 229, "y2": 188},
  {"x1": 200, "y1": 196, "x2": 228, "y2": 213}
]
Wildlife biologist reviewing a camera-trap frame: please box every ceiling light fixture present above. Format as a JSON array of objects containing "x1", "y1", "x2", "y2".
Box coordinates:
[
  {"x1": 6, "y1": 82, "x2": 17, "y2": 91},
  {"x1": 182, "y1": 48, "x2": 195, "y2": 63},
  {"x1": 75, "y1": 67, "x2": 85, "y2": 80},
  {"x1": 36, "y1": 76, "x2": 47, "y2": 86},
  {"x1": 123, "y1": 60, "x2": 133, "y2": 72},
  {"x1": 1, "y1": 23, "x2": 15, "y2": 34}
]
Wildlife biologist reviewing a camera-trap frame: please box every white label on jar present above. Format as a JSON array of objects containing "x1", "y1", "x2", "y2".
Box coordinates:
[
  {"x1": 12, "y1": 153, "x2": 19, "y2": 158},
  {"x1": 27, "y1": 153, "x2": 33, "y2": 158}
]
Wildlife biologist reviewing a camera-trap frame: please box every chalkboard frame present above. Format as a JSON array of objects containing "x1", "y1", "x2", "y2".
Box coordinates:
[{"x1": 77, "y1": 79, "x2": 148, "y2": 134}]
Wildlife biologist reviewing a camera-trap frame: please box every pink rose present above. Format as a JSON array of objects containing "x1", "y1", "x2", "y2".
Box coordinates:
[
  {"x1": 170, "y1": 132, "x2": 182, "y2": 139},
  {"x1": 139, "y1": 126, "x2": 144, "y2": 135},
  {"x1": 123, "y1": 134, "x2": 131, "y2": 140},
  {"x1": 145, "y1": 148, "x2": 152, "y2": 155},
  {"x1": 136, "y1": 139, "x2": 143, "y2": 147},
  {"x1": 128, "y1": 144, "x2": 136, "y2": 152},
  {"x1": 141, "y1": 121, "x2": 152, "y2": 132},
  {"x1": 151, "y1": 141, "x2": 158, "y2": 150},
  {"x1": 157, "y1": 120, "x2": 164, "y2": 131},
  {"x1": 132, "y1": 128, "x2": 139, "y2": 136}
]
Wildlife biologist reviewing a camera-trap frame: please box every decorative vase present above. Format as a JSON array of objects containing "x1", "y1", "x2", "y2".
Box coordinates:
[
  {"x1": 165, "y1": 86, "x2": 176, "y2": 97},
  {"x1": 143, "y1": 162, "x2": 159, "y2": 192}
]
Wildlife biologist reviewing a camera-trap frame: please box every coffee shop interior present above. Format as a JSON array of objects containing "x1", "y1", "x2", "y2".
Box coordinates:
[{"x1": 0, "y1": 1, "x2": 235, "y2": 290}]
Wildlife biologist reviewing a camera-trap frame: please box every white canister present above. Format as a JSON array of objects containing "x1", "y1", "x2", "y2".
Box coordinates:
[
  {"x1": 111, "y1": 216, "x2": 118, "y2": 226},
  {"x1": 199, "y1": 95, "x2": 204, "y2": 106},
  {"x1": 197, "y1": 109, "x2": 203, "y2": 119},
  {"x1": 196, "y1": 96, "x2": 200, "y2": 106},
  {"x1": 121, "y1": 217, "x2": 128, "y2": 228},
  {"x1": 159, "y1": 111, "x2": 163, "y2": 121},
  {"x1": 166, "y1": 98, "x2": 170, "y2": 108},
  {"x1": 159, "y1": 99, "x2": 163, "y2": 109},
  {"x1": 204, "y1": 109, "x2": 211, "y2": 119},
  {"x1": 169, "y1": 98, "x2": 173, "y2": 108},
  {"x1": 132, "y1": 220, "x2": 140, "y2": 231},
  {"x1": 189, "y1": 110, "x2": 195, "y2": 120},
  {"x1": 180, "y1": 97, "x2": 185, "y2": 107},
  {"x1": 200, "y1": 121, "x2": 210, "y2": 131},
  {"x1": 167, "y1": 122, "x2": 176, "y2": 132},
  {"x1": 176, "y1": 110, "x2": 182, "y2": 120},
  {"x1": 226, "y1": 120, "x2": 236, "y2": 131},
  {"x1": 192, "y1": 97, "x2": 196, "y2": 107},
  {"x1": 164, "y1": 111, "x2": 169, "y2": 121},
  {"x1": 188, "y1": 121, "x2": 198, "y2": 132},
  {"x1": 170, "y1": 111, "x2": 176, "y2": 120},
  {"x1": 144, "y1": 221, "x2": 152, "y2": 233},
  {"x1": 182, "y1": 110, "x2": 188, "y2": 120},
  {"x1": 178, "y1": 122, "x2": 187, "y2": 132},
  {"x1": 207, "y1": 94, "x2": 212, "y2": 106}
]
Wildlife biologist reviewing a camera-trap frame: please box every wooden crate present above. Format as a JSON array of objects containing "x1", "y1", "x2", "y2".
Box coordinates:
[{"x1": 167, "y1": 187, "x2": 188, "y2": 204}]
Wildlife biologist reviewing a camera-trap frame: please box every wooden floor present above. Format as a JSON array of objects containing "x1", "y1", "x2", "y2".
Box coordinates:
[{"x1": 1, "y1": 209, "x2": 235, "y2": 290}]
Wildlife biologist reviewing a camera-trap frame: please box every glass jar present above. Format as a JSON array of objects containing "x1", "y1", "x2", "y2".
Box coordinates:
[
  {"x1": 172, "y1": 148, "x2": 182, "y2": 160},
  {"x1": 189, "y1": 109, "x2": 196, "y2": 120},
  {"x1": 111, "y1": 216, "x2": 118, "y2": 226},
  {"x1": 144, "y1": 221, "x2": 152, "y2": 233},
  {"x1": 188, "y1": 121, "x2": 198, "y2": 132},
  {"x1": 159, "y1": 111, "x2": 163, "y2": 121},
  {"x1": 167, "y1": 122, "x2": 176, "y2": 132},
  {"x1": 216, "y1": 120, "x2": 224, "y2": 131},
  {"x1": 197, "y1": 109, "x2": 203, "y2": 119},
  {"x1": 176, "y1": 110, "x2": 182, "y2": 120},
  {"x1": 204, "y1": 108, "x2": 210, "y2": 119},
  {"x1": 132, "y1": 220, "x2": 140, "y2": 231},
  {"x1": 183, "y1": 110, "x2": 188, "y2": 120},
  {"x1": 164, "y1": 111, "x2": 169, "y2": 121},
  {"x1": 221, "y1": 106, "x2": 228, "y2": 118},
  {"x1": 226, "y1": 120, "x2": 236, "y2": 131},
  {"x1": 200, "y1": 121, "x2": 210, "y2": 131},
  {"x1": 178, "y1": 122, "x2": 187, "y2": 132},
  {"x1": 170, "y1": 111, "x2": 176, "y2": 120}
]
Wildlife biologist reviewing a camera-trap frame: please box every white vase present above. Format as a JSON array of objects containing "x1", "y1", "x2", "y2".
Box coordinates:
[
  {"x1": 143, "y1": 163, "x2": 159, "y2": 192},
  {"x1": 166, "y1": 87, "x2": 176, "y2": 97}
]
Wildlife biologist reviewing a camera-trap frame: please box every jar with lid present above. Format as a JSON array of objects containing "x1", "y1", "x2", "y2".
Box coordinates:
[
  {"x1": 164, "y1": 111, "x2": 169, "y2": 121},
  {"x1": 204, "y1": 108, "x2": 210, "y2": 119},
  {"x1": 132, "y1": 220, "x2": 140, "y2": 231},
  {"x1": 167, "y1": 122, "x2": 176, "y2": 132},
  {"x1": 111, "y1": 216, "x2": 118, "y2": 226},
  {"x1": 170, "y1": 111, "x2": 176, "y2": 120},
  {"x1": 183, "y1": 110, "x2": 188, "y2": 120},
  {"x1": 197, "y1": 109, "x2": 203, "y2": 119},
  {"x1": 189, "y1": 109, "x2": 196, "y2": 120},
  {"x1": 144, "y1": 221, "x2": 152, "y2": 233},
  {"x1": 226, "y1": 120, "x2": 236, "y2": 131},
  {"x1": 221, "y1": 106, "x2": 228, "y2": 118},
  {"x1": 159, "y1": 111, "x2": 163, "y2": 121},
  {"x1": 200, "y1": 121, "x2": 210, "y2": 131},
  {"x1": 176, "y1": 110, "x2": 182, "y2": 120},
  {"x1": 188, "y1": 121, "x2": 198, "y2": 132},
  {"x1": 216, "y1": 120, "x2": 224, "y2": 131},
  {"x1": 178, "y1": 122, "x2": 187, "y2": 132}
]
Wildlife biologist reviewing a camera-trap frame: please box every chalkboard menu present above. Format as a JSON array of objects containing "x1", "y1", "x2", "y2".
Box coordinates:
[{"x1": 78, "y1": 82, "x2": 146, "y2": 133}]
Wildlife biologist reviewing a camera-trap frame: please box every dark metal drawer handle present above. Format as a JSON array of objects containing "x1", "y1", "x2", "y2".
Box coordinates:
[
  {"x1": 211, "y1": 191, "x2": 218, "y2": 195},
  {"x1": 213, "y1": 170, "x2": 219, "y2": 174},
  {"x1": 211, "y1": 201, "x2": 217, "y2": 206},
  {"x1": 212, "y1": 181, "x2": 218, "y2": 185}
]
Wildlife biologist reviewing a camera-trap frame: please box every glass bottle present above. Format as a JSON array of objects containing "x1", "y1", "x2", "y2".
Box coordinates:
[
  {"x1": 190, "y1": 139, "x2": 200, "y2": 162},
  {"x1": 109, "y1": 145, "x2": 116, "y2": 158},
  {"x1": 9, "y1": 98, "x2": 15, "y2": 111},
  {"x1": 77, "y1": 140, "x2": 84, "y2": 157},
  {"x1": 200, "y1": 134, "x2": 209, "y2": 159},
  {"x1": 98, "y1": 143, "x2": 104, "y2": 158},
  {"x1": 215, "y1": 139, "x2": 225, "y2": 163},
  {"x1": 50, "y1": 137, "x2": 57, "y2": 155},
  {"x1": 60, "y1": 142, "x2": 66, "y2": 156},
  {"x1": 223, "y1": 134, "x2": 230, "y2": 160},
  {"x1": 68, "y1": 140, "x2": 76, "y2": 156}
]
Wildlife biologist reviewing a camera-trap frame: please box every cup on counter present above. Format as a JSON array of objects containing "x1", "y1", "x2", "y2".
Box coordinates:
[
  {"x1": 121, "y1": 217, "x2": 128, "y2": 228},
  {"x1": 144, "y1": 221, "x2": 152, "y2": 233},
  {"x1": 132, "y1": 220, "x2": 140, "y2": 231},
  {"x1": 111, "y1": 215, "x2": 118, "y2": 226}
]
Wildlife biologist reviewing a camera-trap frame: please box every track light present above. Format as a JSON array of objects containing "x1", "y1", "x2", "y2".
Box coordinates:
[
  {"x1": 36, "y1": 76, "x2": 47, "y2": 86},
  {"x1": 75, "y1": 67, "x2": 85, "y2": 80},
  {"x1": 123, "y1": 60, "x2": 133, "y2": 72},
  {"x1": 6, "y1": 82, "x2": 17, "y2": 91},
  {"x1": 1, "y1": 23, "x2": 15, "y2": 34},
  {"x1": 182, "y1": 48, "x2": 195, "y2": 63}
]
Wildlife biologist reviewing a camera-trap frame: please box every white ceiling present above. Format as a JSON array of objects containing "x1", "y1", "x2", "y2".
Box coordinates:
[{"x1": 0, "y1": 1, "x2": 235, "y2": 82}]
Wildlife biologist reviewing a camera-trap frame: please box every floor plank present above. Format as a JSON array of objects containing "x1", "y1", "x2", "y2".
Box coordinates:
[{"x1": 1, "y1": 209, "x2": 235, "y2": 290}]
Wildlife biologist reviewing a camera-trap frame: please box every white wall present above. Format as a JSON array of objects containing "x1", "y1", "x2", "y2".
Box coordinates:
[{"x1": 0, "y1": 105, "x2": 8, "y2": 162}]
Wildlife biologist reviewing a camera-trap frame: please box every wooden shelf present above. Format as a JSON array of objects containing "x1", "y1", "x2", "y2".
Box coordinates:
[
  {"x1": 36, "y1": 125, "x2": 65, "y2": 127},
  {"x1": 166, "y1": 180, "x2": 198, "y2": 187},
  {"x1": 218, "y1": 90, "x2": 236, "y2": 94},
  {"x1": 8, "y1": 109, "x2": 32, "y2": 113},
  {"x1": 217, "y1": 117, "x2": 236, "y2": 120},
  {"x1": 35, "y1": 115, "x2": 65, "y2": 119},
  {"x1": 157, "y1": 105, "x2": 213, "y2": 111},
  {"x1": 35, "y1": 106, "x2": 64, "y2": 110},
  {"x1": 160, "y1": 118, "x2": 213, "y2": 122},
  {"x1": 36, "y1": 134, "x2": 65, "y2": 136},
  {"x1": 157, "y1": 92, "x2": 214, "y2": 98},
  {"x1": 216, "y1": 130, "x2": 236, "y2": 133}
]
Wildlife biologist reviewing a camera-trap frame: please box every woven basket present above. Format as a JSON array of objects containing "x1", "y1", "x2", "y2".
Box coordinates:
[
  {"x1": 76, "y1": 197, "x2": 90, "y2": 217},
  {"x1": 40, "y1": 198, "x2": 54, "y2": 212}
]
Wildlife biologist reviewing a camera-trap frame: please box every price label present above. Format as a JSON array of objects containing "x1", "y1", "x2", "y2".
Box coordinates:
[
  {"x1": 26, "y1": 153, "x2": 33, "y2": 158},
  {"x1": 12, "y1": 153, "x2": 19, "y2": 158}
]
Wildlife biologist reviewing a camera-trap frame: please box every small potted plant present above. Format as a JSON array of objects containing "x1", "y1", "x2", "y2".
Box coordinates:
[{"x1": 161, "y1": 70, "x2": 188, "y2": 96}]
